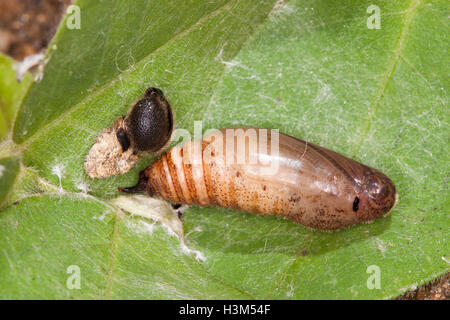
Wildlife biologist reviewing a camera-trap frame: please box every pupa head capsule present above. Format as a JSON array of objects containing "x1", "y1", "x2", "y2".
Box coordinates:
[
  {"x1": 84, "y1": 87, "x2": 174, "y2": 178},
  {"x1": 354, "y1": 168, "x2": 398, "y2": 223}
]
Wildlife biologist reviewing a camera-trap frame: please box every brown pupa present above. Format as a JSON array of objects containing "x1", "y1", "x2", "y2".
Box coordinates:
[{"x1": 119, "y1": 128, "x2": 397, "y2": 230}]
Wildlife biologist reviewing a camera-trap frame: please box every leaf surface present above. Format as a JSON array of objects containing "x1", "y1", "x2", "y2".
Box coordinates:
[
  {"x1": 0, "y1": 0, "x2": 448, "y2": 299},
  {"x1": 0, "y1": 54, "x2": 31, "y2": 141}
]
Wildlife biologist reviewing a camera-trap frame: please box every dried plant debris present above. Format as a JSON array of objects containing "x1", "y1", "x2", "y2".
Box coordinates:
[
  {"x1": 396, "y1": 272, "x2": 449, "y2": 300},
  {"x1": 0, "y1": 0, "x2": 71, "y2": 60}
]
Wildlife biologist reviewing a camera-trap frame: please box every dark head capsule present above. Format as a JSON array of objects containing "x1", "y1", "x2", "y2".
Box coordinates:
[
  {"x1": 124, "y1": 87, "x2": 174, "y2": 153},
  {"x1": 85, "y1": 87, "x2": 174, "y2": 178}
]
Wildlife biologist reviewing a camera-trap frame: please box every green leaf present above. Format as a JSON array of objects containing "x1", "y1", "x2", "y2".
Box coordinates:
[
  {"x1": 0, "y1": 195, "x2": 247, "y2": 299},
  {"x1": 1, "y1": 0, "x2": 448, "y2": 299},
  {"x1": 0, "y1": 54, "x2": 31, "y2": 141},
  {"x1": 0, "y1": 156, "x2": 20, "y2": 205}
]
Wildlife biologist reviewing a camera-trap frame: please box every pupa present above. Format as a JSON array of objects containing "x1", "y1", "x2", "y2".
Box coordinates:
[{"x1": 119, "y1": 127, "x2": 397, "y2": 230}]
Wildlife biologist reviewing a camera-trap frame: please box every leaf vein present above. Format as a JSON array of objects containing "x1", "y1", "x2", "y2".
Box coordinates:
[{"x1": 351, "y1": 0, "x2": 421, "y2": 156}]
